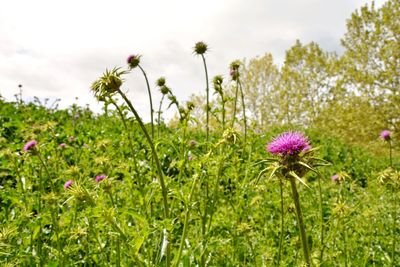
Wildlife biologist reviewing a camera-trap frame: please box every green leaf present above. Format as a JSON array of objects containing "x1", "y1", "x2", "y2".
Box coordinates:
[{"x1": 288, "y1": 171, "x2": 311, "y2": 189}]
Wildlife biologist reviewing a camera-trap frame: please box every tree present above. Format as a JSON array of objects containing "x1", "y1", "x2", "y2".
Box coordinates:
[{"x1": 340, "y1": 0, "x2": 400, "y2": 131}]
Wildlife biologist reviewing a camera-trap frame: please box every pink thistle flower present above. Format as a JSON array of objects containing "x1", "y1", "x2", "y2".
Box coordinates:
[
  {"x1": 95, "y1": 174, "x2": 107, "y2": 183},
  {"x1": 23, "y1": 140, "x2": 38, "y2": 152},
  {"x1": 59, "y1": 143, "x2": 66, "y2": 148},
  {"x1": 267, "y1": 132, "x2": 311, "y2": 156},
  {"x1": 64, "y1": 180, "x2": 73, "y2": 189},
  {"x1": 331, "y1": 174, "x2": 339, "y2": 182},
  {"x1": 380, "y1": 130, "x2": 391, "y2": 141},
  {"x1": 188, "y1": 155, "x2": 193, "y2": 161}
]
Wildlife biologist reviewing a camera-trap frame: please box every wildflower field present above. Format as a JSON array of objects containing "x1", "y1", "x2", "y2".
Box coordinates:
[{"x1": 1, "y1": 1, "x2": 399, "y2": 266}]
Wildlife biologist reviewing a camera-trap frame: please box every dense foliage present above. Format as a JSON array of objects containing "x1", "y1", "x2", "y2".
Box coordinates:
[{"x1": 0, "y1": 0, "x2": 399, "y2": 266}]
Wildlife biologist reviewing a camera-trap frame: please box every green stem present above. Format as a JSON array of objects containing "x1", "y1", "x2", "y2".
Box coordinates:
[
  {"x1": 116, "y1": 237, "x2": 121, "y2": 267},
  {"x1": 278, "y1": 179, "x2": 284, "y2": 266},
  {"x1": 201, "y1": 54, "x2": 210, "y2": 146},
  {"x1": 318, "y1": 174, "x2": 325, "y2": 263},
  {"x1": 389, "y1": 140, "x2": 392, "y2": 168},
  {"x1": 289, "y1": 176, "x2": 311, "y2": 266},
  {"x1": 36, "y1": 152, "x2": 55, "y2": 192},
  {"x1": 231, "y1": 83, "x2": 239, "y2": 129},
  {"x1": 117, "y1": 89, "x2": 170, "y2": 267},
  {"x1": 117, "y1": 89, "x2": 169, "y2": 219},
  {"x1": 158, "y1": 94, "x2": 165, "y2": 139},
  {"x1": 174, "y1": 174, "x2": 198, "y2": 266},
  {"x1": 237, "y1": 78, "x2": 247, "y2": 145},
  {"x1": 138, "y1": 65, "x2": 154, "y2": 140},
  {"x1": 109, "y1": 98, "x2": 140, "y2": 185},
  {"x1": 392, "y1": 195, "x2": 397, "y2": 266},
  {"x1": 222, "y1": 97, "x2": 226, "y2": 131}
]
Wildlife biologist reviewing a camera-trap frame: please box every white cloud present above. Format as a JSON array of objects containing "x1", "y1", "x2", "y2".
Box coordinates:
[{"x1": 0, "y1": 0, "x2": 387, "y2": 121}]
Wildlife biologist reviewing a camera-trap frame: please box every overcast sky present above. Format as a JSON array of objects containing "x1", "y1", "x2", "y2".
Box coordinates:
[{"x1": 0, "y1": 0, "x2": 383, "y2": 121}]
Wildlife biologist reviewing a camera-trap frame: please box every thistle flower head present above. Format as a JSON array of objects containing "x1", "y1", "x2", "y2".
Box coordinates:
[
  {"x1": 331, "y1": 174, "x2": 338, "y2": 182},
  {"x1": 127, "y1": 54, "x2": 141, "y2": 69},
  {"x1": 267, "y1": 132, "x2": 311, "y2": 156},
  {"x1": 156, "y1": 77, "x2": 166, "y2": 87},
  {"x1": 380, "y1": 130, "x2": 391, "y2": 141},
  {"x1": 229, "y1": 60, "x2": 241, "y2": 81},
  {"x1": 59, "y1": 143, "x2": 66, "y2": 149},
  {"x1": 213, "y1": 75, "x2": 224, "y2": 95},
  {"x1": 193, "y1": 41, "x2": 208, "y2": 55},
  {"x1": 91, "y1": 68, "x2": 126, "y2": 100},
  {"x1": 64, "y1": 180, "x2": 73, "y2": 189},
  {"x1": 23, "y1": 140, "x2": 38, "y2": 152},
  {"x1": 95, "y1": 174, "x2": 107, "y2": 183},
  {"x1": 160, "y1": 85, "x2": 170, "y2": 95}
]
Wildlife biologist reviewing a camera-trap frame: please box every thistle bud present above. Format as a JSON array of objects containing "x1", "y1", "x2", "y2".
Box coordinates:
[
  {"x1": 193, "y1": 41, "x2": 208, "y2": 55},
  {"x1": 127, "y1": 54, "x2": 141, "y2": 69},
  {"x1": 213, "y1": 75, "x2": 224, "y2": 94},
  {"x1": 160, "y1": 85, "x2": 170, "y2": 95},
  {"x1": 156, "y1": 77, "x2": 166, "y2": 87}
]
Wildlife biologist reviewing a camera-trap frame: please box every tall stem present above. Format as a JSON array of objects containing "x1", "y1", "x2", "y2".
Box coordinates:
[
  {"x1": 117, "y1": 90, "x2": 169, "y2": 218},
  {"x1": 392, "y1": 194, "x2": 397, "y2": 266},
  {"x1": 237, "y1": 78, "x2": 247, "y2": 145},
  {"x1": 158, "y1": 94, "x2": 166, "y2": 138},
  {"x1": 138, "y1": 65, "x2": 154, "y2": 140},
  {"x1": 201, "y1": 54, "x2": 210, "y2": 146},
  {"x1": 231, "y1": 84, "x2": 239, "y2": 129},
  {"x1": 389, "y1": 140, "x2": 393, "y2": 168},
  {"x1": 117, "y1": 90, "x2": 170, "y2": 267},
  {"x1": 278, "y1": 179, "x2": 285, "y2": 266},
  {"x1": 289, "y1": 176, "x2": 311, "y2": 266},
  {"x1": 318, "y1": 174, "x2": 325, "y2": 263},
  {"x1": 174, "y1": 175, "x2": 198, "y2": 266}
]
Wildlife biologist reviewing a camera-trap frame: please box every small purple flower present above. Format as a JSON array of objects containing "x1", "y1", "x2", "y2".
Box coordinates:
[
  {"x1": 64, "y1": 180, "x2": 73, "y2": 189},
  {"x1": 95, "y1": 174, "x2": 107, "y2": 183},
  {"x1": 23, "y1": 140, "x2": 38, "y2": 152},
  {"x1": 68, "y1": 136, "x2": 75, "y2": 142},
  {"x1": 331, "y1": 174, "x2": 339, "y2": 182},
  {"x1": 380, "y1": 130, "x2": 391, "y2": 141},
  {"x1": 267, "y1": 132, "x2": 311, "y2": 156},
  {"x1": 59, "y1": 143, "x2": 66, "y2": 148},
  {"x1": 188, "y1": 155, "x2": 193, "y2": 161}
]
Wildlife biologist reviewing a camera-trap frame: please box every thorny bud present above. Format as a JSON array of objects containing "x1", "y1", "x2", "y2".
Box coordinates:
[
  {"x1": 127, "y1": 54, "x2": 141, "y2": 69},
  {"x1": 229, "y1": 60, "x2": 241, "y2": 81},
  {"x1": 193, "y1": 41, "x2": 208, "y2": 55},
  {"x1": 160, "y1": 85, "x2": 170, "y2": 95},
  {"x1": 91, "y1": 68, "x2": 126, "y2": 100},
  {"x1": 156, "y1": 77, "x2": 166, "y2": 87},
  {"x1": 213, "y1": 75, "x2": 224, "y2": 95}
]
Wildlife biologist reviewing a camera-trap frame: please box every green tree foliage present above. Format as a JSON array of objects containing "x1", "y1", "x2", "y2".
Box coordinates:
[
  {"x1": 241, "y1": 53, "x2": 279, "y2": 129},
  {"x1": 340, "y1": 0, "x2": 400, "y2": 131}
]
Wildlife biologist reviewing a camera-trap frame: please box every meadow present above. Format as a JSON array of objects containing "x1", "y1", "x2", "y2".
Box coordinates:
[{"x1": 0, "y1": 1, "x2": 399, "y2": 265}]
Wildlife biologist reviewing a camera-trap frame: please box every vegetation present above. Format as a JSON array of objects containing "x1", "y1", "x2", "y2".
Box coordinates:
[{"x1": 0, "y1": 0, "x2": 399, "y2": 266}]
